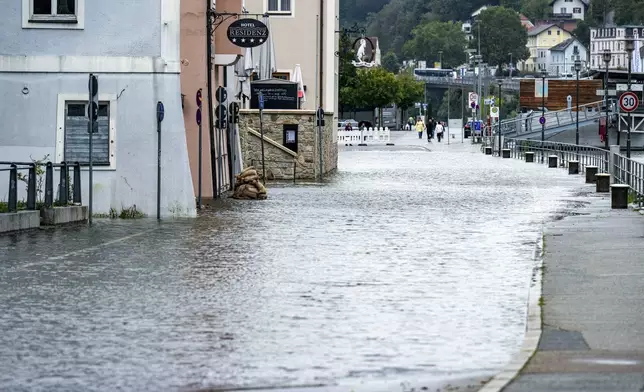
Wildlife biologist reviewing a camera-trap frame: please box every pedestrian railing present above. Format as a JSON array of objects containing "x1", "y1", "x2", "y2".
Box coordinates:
[
  {"x1": 251, "y1": 159, "x2": 297, "y2": 183},
  {"x1": 499, "y1": 99, "x2": 615, "y2": 136},
  {"x1": 0, "y1": 161, "x2": 82, "y2": 213},
  {"x1": 337, "y1": 127, "x2": 391, "y2": 145}
]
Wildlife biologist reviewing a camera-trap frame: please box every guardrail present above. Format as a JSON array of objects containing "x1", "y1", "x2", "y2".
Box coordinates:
[
  {"x1": 0, "y1": 161, "x2": 82, "y2": 213},
  {"x1": 338, "y1": 127, "x2": 392, "y2": 145},
  {"x1": 250, "y1": 159, "x2": 296, "y2": 183},
  {"x1": 499, "y1": 99, "x2": 615, "y2": 136}
]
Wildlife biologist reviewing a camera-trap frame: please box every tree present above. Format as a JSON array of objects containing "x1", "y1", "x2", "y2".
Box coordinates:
[
  {"x1": 382, "y1": 52, "x2": 401, "y2": 73},
  {"x1": 573, "y1": 20, "x2": 591, "y2": 49},
  {"x1": 354, "y1": 67, "x2": 399, "y2": 126},
  {"x1": 402, "y1": 20, "x2": 466, "y2": 69},
  {"x1": 520, "y1": 0, "x2": 550, "y2": 21},
  {"x1": 471, "y1": 7, "x2": 530, "y2": 67},
  {"x1": 394, "y1": 71, "x2": 425, "y2": 121}
]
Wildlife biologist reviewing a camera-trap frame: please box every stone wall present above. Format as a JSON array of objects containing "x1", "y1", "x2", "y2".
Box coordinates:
[{"x1": 239, "y1": 110, "x2": 337, "y2": 180}]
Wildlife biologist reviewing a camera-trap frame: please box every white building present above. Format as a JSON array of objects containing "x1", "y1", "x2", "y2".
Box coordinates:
[
  {"x1": 548, "y1": 37, "x2": 588, "y2": 76},
  {"x1": 589, "y1": 26, "x2": 644, "y2": 71},
  {"x1": 0, "y1": 0, "x2": 196, "y2": 217},
  {"x1": 549, "y1": 0, "x2": 588, "y2": 20}
]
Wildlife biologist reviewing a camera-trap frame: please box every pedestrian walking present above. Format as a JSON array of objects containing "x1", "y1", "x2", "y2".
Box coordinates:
[
  {"x1": 435, "y1": 121, "x2": 445, "y2": 142},
  {"x1": 415, "y1": 118, "x2": 424, "y2": 139}
]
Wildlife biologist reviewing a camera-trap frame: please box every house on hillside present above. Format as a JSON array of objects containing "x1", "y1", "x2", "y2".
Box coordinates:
[
  {"x1": 0, "y1": 0, "x2": 195, "y2": 217},
  {"x1": 549, "y1": 0, "x2": 589, "y2": 20},
  {"x1": 548, "y1": 37, "x2": 588, "y2": 76},
  {"x1": 521, "y1": 24, "x2": 573, "y2": 72}
]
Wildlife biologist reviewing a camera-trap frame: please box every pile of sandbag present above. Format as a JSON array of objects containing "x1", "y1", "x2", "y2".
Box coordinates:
[{"x1": 232, "y1": 167, "x2": 268, "y2": 200}]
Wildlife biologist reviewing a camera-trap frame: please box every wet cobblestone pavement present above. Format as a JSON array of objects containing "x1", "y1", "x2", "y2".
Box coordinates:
[{"x1": 0, "y1": 133, "x2": 584, "y2": 391}]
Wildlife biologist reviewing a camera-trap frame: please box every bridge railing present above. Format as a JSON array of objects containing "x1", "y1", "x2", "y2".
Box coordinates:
[
  {"x1": 338, "y1": 127, "x2": 391, "y2": 145},
  {"x1": 500, "y1": 99, "x2": 615, "y2": 136}
]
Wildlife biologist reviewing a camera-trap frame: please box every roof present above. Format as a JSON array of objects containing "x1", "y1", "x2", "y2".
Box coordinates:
[
  {"x1": 548, "y1": 0, "x2": 589, "y2": 6},
  {"x1": 549, "y1": 37, "x2": 578, "y2": 51}
]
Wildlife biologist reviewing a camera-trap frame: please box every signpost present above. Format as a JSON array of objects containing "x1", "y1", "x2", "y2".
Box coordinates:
[
  {"x1": 87, "y1": 74, "x2": 98, "y2": 225},
  {"x1": 619, "y1": 91, "x2": 639, "y2": 112},
  {"x1": 196, "y1": 89, "x2": 203, "y2": 209},
  {"x1": 226, "y1": 18, "x2": 269, "y2": 48},
  {"x1": 156, "y1": 101, "x2": 164, "y2": 220},
  {"x1": 258, "y1": 91, "x2": 266, "y2": 184}
]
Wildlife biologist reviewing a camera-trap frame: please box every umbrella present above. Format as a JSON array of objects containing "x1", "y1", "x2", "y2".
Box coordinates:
[
  {"x1": 291, "y1": 64, "x2": 306, "y2": 108},
  {"x1": 256, "y1": 15, "x2": 276, "y2": 79}
]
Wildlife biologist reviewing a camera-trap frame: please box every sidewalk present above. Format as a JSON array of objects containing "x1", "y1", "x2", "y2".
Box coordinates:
[{"x1": 503, "y1": 187, "x2": 644, "y2": 391}]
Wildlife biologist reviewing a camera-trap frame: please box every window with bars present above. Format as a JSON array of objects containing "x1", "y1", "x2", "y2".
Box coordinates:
[
  {"x1": 267, "y1": 0, "x2": 292, "y2": 14},
  {"x1": 31, "y1": 0, "x2": 77, "y2": 22},
  {"x1": 64, "y1": 102, "x2": 110, "y2": 165}
]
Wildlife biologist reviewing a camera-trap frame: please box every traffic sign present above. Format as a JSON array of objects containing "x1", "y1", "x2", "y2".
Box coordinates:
[
  {"x1": 619, "y1": 91, "x2": 639, "y2": 113},
  {"x1": 539, "y1": 116, "x2": 546, "y2": 125},
  {"x1": 216, "y1": 86, "x2": 227, "y2": 103}
]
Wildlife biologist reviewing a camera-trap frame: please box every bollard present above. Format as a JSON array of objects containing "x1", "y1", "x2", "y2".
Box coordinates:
[
  {"x1": 596, "y1": 173, "x2": 610, "y2": 193},
  {"x1": 525, "y1": 151, "x2": 535, "y2": 162},
  {"x1": 585, "y1": 166, "x2": 598, "y2": 183},
  {"x1": 548, "y1": 155, "x2": 558, "y2": 168},
  {"x1": 73, "y1": 162, "x2": 82, "y2": 204},
  {"x1": 45, "y1": 162, "x2": 53, "y2": 208},
  {"x1": 58, "y1": 161, "x2": 68, "y2": 205},
  {"x1": 611, "y1": 184, "x2": 630, "y2": 208},
  {"x1": 8, "y1": 164, "x2": 17, "y2": 213},
  {"x1": 27, "y1": 163, "x2": 37, "y2": 210},
  {"x1": 502, "y1": 149, "x2": 511, "y2": 158},
  {"x1": 568, "y1": 160, "x2": 579, "y2": 175},
  {"x1": 484, "y1": 147, "x2": 492, "y2": 155}
]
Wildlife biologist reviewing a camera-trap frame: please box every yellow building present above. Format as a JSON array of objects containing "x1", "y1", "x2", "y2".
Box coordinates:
[{"x1": 521, "y1": 24, "x2": 572, "y2": 72}]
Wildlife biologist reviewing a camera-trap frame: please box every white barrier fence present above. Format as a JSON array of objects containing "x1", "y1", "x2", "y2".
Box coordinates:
[{"x1": 337, "y1": 127, "x2": 391, "y2": 144}]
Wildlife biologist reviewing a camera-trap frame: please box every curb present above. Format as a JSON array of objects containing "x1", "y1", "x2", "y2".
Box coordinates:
[{"x1": 478, "y1": 232, "x2": 544, "y2": 392}]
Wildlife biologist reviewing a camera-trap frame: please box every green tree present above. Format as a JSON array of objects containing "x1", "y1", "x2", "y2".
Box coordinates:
[
  {"x1": 381, "y1": 52, "x2": 401, "y2": 73},
  {"x1": 394, "y1": 71, "x2": 425, "y2": 121},
  {"x1": 403, "y1": 20, "x2": 466, "y2": 68},
  {"x1": 501, "y1": 0, "x2": 522, "y2": 11},
  {"x1": 354, "y1": 67, "x2": 399, "y2": 126},
  {"x1": 471, "y1": 7, "x2": 529, "y2": 66},
  {"x1": 573, "y1": 20, "x2": 591, "y2": 49},
  {"x1": 588, "y1": 0, "x2": 614, "y2": 26},
  {"x1": 520, "y1": 0, "x2": 550, "y2": 21}
]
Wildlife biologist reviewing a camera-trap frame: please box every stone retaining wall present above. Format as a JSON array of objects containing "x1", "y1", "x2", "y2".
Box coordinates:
[{"x1": 239, "y1": 110, "x2": 338, "y2": 180}]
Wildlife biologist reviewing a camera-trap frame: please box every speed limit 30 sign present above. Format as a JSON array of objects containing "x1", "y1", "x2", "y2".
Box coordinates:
[{"x1": 619, "y1": 91, "x2": 639, "y2": 112}]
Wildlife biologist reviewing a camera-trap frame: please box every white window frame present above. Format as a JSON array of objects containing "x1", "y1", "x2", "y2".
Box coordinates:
[
  {"x1": 56, "y1": 93, "x2": 117, "y2": 170},
  {"x1": 22, "y1": 0, "x2": 85, "y2": 30},
  {"x1": 265, "y1": 0, "x2": 294, "y2": 17}
]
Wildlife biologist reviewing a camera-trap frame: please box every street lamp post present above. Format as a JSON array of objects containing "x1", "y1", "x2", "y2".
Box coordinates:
[
  {"x1": 498, "y1": 79, "x2": 503, "y2": 155},
  {"x1": 603, "y1": 49, "x2": 612, "y2": 149},
  {"x1": 574, "y1": 48, "x2": 582, "y2": 158},
  {"x1": 625, "y1": 28, "x2": 635, "y2": 159}
]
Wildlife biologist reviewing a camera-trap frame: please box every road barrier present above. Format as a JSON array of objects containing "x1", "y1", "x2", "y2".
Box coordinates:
[{"x1": 337, "y1": 127, "x2": 392, "y2": 145}]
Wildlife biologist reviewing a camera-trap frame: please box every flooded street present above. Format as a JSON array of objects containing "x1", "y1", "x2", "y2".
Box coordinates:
[{"x1": 0, "y1": 133, "x2": 583, "y2": 392}]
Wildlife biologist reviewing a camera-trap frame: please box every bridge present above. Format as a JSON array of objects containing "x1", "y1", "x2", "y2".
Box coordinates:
[{"x1": 416, "y1": 75, "x2": 521, "y2": 92}]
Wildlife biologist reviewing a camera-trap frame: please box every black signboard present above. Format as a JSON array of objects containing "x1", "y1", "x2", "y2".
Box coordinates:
[
  {"x1": 227, "y1": 18, "x2": 269, "y2": 48},
  {"x1": 250, "y1": 79, "x2": 298, "y2": 110}
]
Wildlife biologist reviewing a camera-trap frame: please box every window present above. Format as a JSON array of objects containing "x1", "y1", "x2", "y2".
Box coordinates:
[
  {"x1": 23, "y1": 0, "x2": 84, "y2": 29},
  {"x1": 64, "y1": 102, "x2": 110, "y2": 165},
  {"x1": 272, "y1": 71, "x2": 291, "y2": 80},
  {"x1": 573, "y1": 7, "x2": 582, "y2": 13},
  {"x1": 267, "y1": 0, "x2": 292, "y2": 14}
]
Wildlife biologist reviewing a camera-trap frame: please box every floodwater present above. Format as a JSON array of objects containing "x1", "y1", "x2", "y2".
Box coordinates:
[{"x1": 0, "y1": 133, "x2": 583, "y2": 392}]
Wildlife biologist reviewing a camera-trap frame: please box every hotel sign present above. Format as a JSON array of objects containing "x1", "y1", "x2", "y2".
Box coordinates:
[{"x1": 227, "y1": 18, "x2": 269, "y2": 48}]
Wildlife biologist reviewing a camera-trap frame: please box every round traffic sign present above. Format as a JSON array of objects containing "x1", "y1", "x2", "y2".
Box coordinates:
[
  {"x1": 619, "y1": 91, "x2": 639, "y2": 113},
  {"x1": 539, "y1": 116, "x2": 546, "y2": 125}
]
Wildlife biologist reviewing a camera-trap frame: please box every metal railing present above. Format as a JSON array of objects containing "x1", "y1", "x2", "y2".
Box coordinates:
[
  {"x1": 251, "y1": 159, "x2": 297, "y2": 183},
  {"x1": 0, "y1": 161, "x2": 82, "y2": 213},
  {"x1": 499, "y1": 99, "x2": 616, "y2": 136}
]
